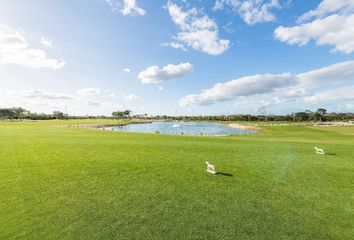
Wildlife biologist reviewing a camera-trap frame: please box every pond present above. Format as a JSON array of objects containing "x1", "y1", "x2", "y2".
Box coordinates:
[{"x1": 105, "y1": 121, "x2": 256, "y2": 136}]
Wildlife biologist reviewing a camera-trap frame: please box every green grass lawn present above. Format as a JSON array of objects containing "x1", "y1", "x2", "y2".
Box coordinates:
[{"x1": 0, "y1": 120, "x2": 353, "y2": 239}]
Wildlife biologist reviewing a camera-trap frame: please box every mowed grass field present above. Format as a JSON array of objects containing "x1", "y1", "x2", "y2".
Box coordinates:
[{"x1": 0, "y1": 120, "x2": 353, "y2": 239}]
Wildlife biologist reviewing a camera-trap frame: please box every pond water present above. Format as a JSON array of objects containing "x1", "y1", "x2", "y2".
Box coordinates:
[{"x1": 106, "y1": 121, "x2": 255, "y2": 136}]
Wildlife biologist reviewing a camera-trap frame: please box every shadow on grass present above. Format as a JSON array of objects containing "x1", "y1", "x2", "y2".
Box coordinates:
[
  {"x1": 216, "y1": 172, "x2": 233, "y2": 177},
  {"x1": 325, "y1": 153, "x2": 337, "y2": 156}
]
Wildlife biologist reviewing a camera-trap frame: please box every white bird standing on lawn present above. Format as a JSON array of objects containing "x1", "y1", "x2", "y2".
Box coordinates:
[
  {"x1": 315, "y1": 147, "x2": 325, "y2": 155},
  {"x1": 206, "y1": 161, "x2": 217, "y2": 174}
]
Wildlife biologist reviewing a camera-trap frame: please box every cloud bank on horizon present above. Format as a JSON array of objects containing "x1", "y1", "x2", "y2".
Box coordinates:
[{"x1": 179, "y1": 61, "x2": 354, "y2": 107}]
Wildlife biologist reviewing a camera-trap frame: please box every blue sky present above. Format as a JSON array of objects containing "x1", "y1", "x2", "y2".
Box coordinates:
[{"x1": 0, "y1": 0, "x2": 354, "y2": 116}]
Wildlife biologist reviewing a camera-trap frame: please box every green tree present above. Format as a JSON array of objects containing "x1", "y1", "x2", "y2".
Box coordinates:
[
  {"x1": 112, "y1": 110, "x2": 131, "y2": 119},
  {"x1": 316, "y1": 108, "x2": 327, "y2": 122},
  {"x1": 0, "y1": 108, "x2": 15, "y2": 119},
  {"x1": 123, "y1": 110, "x2": 131, "y2": 118},
  {"x1": 53, "y1": 111, "x2": 65, "y2": 119}
]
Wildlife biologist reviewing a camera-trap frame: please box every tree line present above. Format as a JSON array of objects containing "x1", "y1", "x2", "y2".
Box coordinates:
[
  {"x1": 0, "y1": 107, "x2": 353, "y2": 122},
  {"x1": 0, "y1": 107, "x2": 69, "y2": 120},
  {"x1": 133, "y1": 108, "x2": 354, "y2": 122}
]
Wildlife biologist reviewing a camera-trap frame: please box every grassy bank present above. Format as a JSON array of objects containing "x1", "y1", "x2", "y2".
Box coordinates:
[{"x1": 0, "y1": 120, "x2": 353, "y2": 239}]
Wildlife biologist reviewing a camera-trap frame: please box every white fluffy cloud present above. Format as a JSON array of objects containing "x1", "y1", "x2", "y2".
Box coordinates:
[
  {"x1": 21, "y1": 89, "x2": 76, "y2": 100},
  {"x1": 123, "y1": 68, "x2": 132, "y2": 73},
  {"x1": 180, "y1": 60, "x2": 354, "y2": 107},
  {"x1": 162, "y1": 42, "x2": 187, "y2": 51},
  {"x1": 124, "y1": 94, "x2": 138, "y2": 101},
  {"x1": 297, "y1": 60, "x2": 354, "y2": 87},
  {"x1": 106, "y1": 0, "x2": 146, "y2": 16},
  {"x1": 298, "y1": 0, "x2": 354, "y2": 22},
  {"x1": 180, "y1": 73, "x2": 295, "y2": 106},
  {"x1": 77, "y1": 88, "x2": 101, "y2": 96},
  {"x1": 303, "y1": 86, "x2": 354, "y2": 104},
  {"x1": 138, "y1": 62, "x2": 192, "y2": 84},
  {"x1": 167, "y1": 2, "x2": 229, "y2": 55},
  {"x1": 274, "y1": 0, "x2": 354, "y2": 54},
  {"x1": 0, "y1": 23, "x2": 65, "y2": 69},
  {"x1": 121, "y1": 0, "x2": 145, "y2": 16},
  {"x1": 213, "y1": 0, "x2": 280, "y2": 25},
  {"x1": 0, "y1": 88, "x2": 137, "y2": 115},
  {"x1": 40, "y1": 37, "x2": 53, "y2": 47}
]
